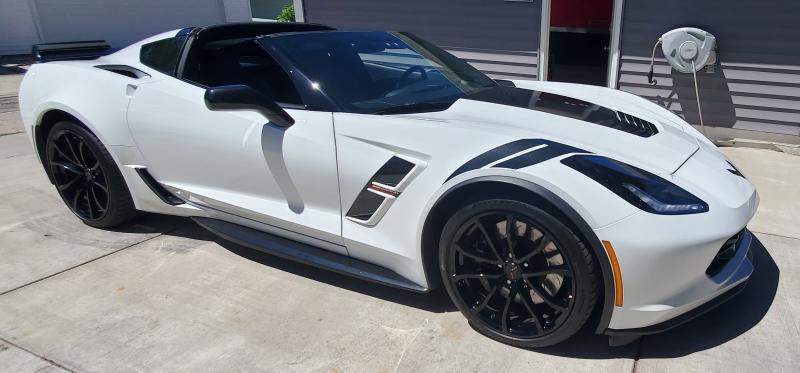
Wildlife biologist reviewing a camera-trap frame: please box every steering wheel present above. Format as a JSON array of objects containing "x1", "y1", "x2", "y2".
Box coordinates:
[{"x1": 395, "y1": 65, "x2": 429, "y2": 89}]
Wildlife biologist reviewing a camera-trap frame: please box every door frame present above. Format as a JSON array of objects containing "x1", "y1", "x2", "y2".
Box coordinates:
[
  {"x1": 537, "y1": 0, "x2": 551, "y2": 81},
  {"x1": 537, "y1": 0, "x2": 625, "y2": 88},
  {"x1": 605, "y1": 0, "x2": 624, "y2": 88}
]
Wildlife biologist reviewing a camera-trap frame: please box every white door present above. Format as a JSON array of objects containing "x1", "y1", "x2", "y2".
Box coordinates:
[{"x1": 126, "y1": 77, "x2": 344, "y2": 250}]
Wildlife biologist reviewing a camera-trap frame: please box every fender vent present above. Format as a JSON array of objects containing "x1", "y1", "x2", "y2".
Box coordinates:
[
  {"x1": 346, "y1": 156, "x2": 416, "y2": 224},
  {"x1": 371, "y1": 157, "x2": 414, "y2": 187},
  {"x1": 347, "y1": 190, "x2": 385, "y2": 221}
]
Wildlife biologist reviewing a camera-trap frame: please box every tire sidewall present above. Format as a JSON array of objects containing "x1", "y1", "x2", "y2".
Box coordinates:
[
  {"x1": 45, "y1": 121, "x2": 134, "y2": 227},
  {"x1": 438, "y1": 199, "x2": 597, "y2": 348}
]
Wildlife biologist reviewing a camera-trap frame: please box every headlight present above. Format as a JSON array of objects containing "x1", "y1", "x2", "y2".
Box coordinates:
[{"x1": 561, "y1": 155, "x2": 708, "y2": 215}]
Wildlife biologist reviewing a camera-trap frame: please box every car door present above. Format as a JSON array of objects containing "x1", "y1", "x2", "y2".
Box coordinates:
[{"x1": 126, "y1": 76, "x2": 345, "y2": 252}]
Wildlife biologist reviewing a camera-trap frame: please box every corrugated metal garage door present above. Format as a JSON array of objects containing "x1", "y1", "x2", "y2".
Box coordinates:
[
  {"x1": 303, "y1": 0, "x2": 542, "y2": 81},
  {"x1": 617, "y1": 0, "x2": 800, "y2": 143}
]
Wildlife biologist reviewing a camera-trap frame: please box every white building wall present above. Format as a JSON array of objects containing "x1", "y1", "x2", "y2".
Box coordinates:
[{"x1": 0, "y1": 0, "x2": 252, "y2": 55}]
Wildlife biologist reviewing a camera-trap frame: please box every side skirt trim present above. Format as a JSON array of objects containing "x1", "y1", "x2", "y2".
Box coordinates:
[{"x1": 193, "y1": 217, "x2": 428, "y2": 293}]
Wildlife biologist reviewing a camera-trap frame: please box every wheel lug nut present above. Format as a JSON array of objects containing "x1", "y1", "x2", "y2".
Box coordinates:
[
  {"x1": 523, "y1": 263, "x2": 529, "y2": 267},
  {"x1": 506, "y1": 280, "x2": 511, "y2": 284},
  {"x1": 497, "y1": 264, "x2": 503, "y2": 268}
]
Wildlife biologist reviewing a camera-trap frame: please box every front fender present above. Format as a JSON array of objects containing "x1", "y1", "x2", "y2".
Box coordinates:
[{"x1": 419, "y1": 170, "x2": 618, "y2": 334}]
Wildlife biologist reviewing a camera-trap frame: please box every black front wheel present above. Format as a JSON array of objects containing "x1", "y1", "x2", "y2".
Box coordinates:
[
  {"x1": 46, "y1": 121, "x2": 136, "y2": 228},
  {"x1": 439, "y1": 199, "x2": 599, "y2": 348}
]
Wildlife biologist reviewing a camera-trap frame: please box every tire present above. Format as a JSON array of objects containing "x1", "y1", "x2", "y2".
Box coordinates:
[
  {"x1": 438, "y1": 199, "x2": 599, "y2": 348},
  {"x1": 45, "y1": 120, "x2": 137, "y2": 228}
]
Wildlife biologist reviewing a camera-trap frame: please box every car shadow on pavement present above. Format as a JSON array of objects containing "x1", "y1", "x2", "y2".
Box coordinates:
[
  {"x1": 212, "y1": 232, "x2": 458, "y2": 313},
  {"x1": 112, "y1": 214, "x2": 456, "y2": 313},
  {"x1": 110, "y1": 215, "x2": 779, "y2": 357},
  {"x1": 537, "y1": 235, "x2": 780, "y2": 359}
]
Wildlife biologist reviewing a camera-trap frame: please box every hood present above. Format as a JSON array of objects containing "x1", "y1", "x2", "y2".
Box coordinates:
[{"x1": 414, "y1": 84, "x2": 699, "y2": 175}]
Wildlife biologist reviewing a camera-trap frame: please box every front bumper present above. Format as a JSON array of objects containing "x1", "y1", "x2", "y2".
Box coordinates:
[
  {"x1": 592, "y1": 137, "x2": 758, "y2": 332},
  {"x1": 595, "y1": 195, "x2": 757, "y2": 331},
  {"x1": 605, "y1": 229, "x2": 753, "y2": 335}
]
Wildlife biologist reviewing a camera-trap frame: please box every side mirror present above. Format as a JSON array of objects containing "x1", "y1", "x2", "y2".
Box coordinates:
[{"x1": 204, "y1": 84, "x2": 295, "y2": 127}]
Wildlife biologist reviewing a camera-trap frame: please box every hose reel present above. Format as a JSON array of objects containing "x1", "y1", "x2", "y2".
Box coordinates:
[{"x1": 647, "y1": 27, "x2": 717, "y2": 136}]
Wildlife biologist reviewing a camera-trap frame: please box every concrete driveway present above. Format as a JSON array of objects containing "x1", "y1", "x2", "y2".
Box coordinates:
[{"x1": 0, "y1": 66, "x2": 798, "y2": 372}]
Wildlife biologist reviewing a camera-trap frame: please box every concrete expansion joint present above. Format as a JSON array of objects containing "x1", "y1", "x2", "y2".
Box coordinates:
[
  {"x1": 0, "y1": 231, "x2": 171, "y2": 298},
  {"x1": 0, "y1": 336, "x2": 77, "y2": 373}
]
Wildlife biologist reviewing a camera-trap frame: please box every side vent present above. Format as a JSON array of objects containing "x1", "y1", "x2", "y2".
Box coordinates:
[
  {"x1": 371, "y1": 157, "x2": 415, "y2": 187},
  {"x1": 346, "y1": 156, "x2": 419, "y2": 225},
  {"x1": 135, "y1": 168, "x2": 184, "y2": 205},
  {"x1": 347, "y1": 189, "x2": 385, "y2": 221},
  {"x1": 95, "y1": 64, "x2": 150, "y2": 79}
]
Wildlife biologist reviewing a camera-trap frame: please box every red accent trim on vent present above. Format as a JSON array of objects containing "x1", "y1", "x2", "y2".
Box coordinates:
[{"x1": 368, "y1": 183, "x2": 400, "y2": 197}]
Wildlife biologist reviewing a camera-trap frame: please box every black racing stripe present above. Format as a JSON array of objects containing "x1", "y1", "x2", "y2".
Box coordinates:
[
  {"x1": 446, "y1": 139, "x2": 549, "y2": 181},
  {"x1": 465, "y1": 86, "x2": 659, "y2": 137},
  {"x1": 493, "y1": 141, "x2": 589, "y2": 169}
]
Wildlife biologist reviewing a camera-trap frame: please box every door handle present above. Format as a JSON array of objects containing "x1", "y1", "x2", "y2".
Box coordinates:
[{"x1": 126, "y1": 84, "x2": 138, "y2": 97}]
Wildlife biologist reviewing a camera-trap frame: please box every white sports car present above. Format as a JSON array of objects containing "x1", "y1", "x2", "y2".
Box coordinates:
[{"x1": 19, "y1": 23, "x2": 757, "y2": 347}]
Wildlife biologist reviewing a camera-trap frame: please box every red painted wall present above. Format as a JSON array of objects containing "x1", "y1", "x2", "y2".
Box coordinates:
[{"x1": 550, "y1": 0, "x2": 613, "y2": 30}]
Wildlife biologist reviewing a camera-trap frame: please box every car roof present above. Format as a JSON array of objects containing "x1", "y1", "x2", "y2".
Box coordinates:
[{"x1": 194, "y1": 22, "x2": 335, "y2": 40}]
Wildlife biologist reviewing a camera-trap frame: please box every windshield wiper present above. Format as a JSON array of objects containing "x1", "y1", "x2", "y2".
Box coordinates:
[{"x1": 371, "y1": 101, "x2": 454, "y2": 115}]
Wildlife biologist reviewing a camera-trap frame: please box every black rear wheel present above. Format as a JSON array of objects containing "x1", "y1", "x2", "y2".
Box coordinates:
[
  {"x1": 46, "y1": 121, "x2": 136, "y2": 227},
  {"x1": 439, "y1": 199, "x2": 599, "y2": 347}
]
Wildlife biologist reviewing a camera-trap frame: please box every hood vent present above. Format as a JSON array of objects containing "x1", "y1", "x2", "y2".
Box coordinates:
[{"x1": 465, "y1": 86, "x2": 659, "y2": 138}]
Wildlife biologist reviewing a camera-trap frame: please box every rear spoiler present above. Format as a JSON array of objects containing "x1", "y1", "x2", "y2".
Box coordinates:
[{"x1": 32, "y1": 40, "x2": 111, "y2": 63}]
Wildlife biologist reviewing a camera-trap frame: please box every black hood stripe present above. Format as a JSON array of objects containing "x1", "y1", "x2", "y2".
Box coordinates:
[
  {"x1": 446, "y1": 139, "x2": 547, "y2": 181},
  {"x1": 493, "y1": 141, "x2": 587, "y2": 169},
  {"x1": 447, "y1": 139, "x2": 590, "y2": 182},
  {"x1": 465, "y1": 86, "x2": 659, "y2": 138}
]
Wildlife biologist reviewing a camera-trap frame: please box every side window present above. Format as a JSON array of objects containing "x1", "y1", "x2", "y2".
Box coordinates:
[
  {"x1": 183, "y1": 40, "x2": 303, "y2": 106},
  {"x1": 139, "y1": 36, "x2": 186, "y2": 75}
]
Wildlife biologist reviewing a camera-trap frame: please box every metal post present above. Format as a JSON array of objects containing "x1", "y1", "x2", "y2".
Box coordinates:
[
  {"x1": 606, "y1": 0, "x2": 625, "y2": 88},
  {"x1": 538, "y1": 0, "x2": 551, "y2": 81}
]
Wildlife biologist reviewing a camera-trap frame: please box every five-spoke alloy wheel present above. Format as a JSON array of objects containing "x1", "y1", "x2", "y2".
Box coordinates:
[
  {"x1": 440, "y1": 199, "x2": 599, "y2": 347},
  {"x1": 46, "y1": 121, "x2": 136, "y2": 227}
]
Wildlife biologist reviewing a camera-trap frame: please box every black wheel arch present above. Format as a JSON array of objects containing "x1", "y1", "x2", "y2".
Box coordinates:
[{"x1": 421, "y1": 175, "x2": 615, "y2": 334}]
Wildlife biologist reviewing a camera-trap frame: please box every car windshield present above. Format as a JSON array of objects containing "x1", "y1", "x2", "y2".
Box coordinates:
[{"x1": 263, "y1": 31, "x2": 498, "y2": 114}]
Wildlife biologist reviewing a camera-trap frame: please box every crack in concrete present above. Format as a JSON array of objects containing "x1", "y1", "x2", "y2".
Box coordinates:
[
  {"x1": 750, "y1": 230, "x2": 800, "y2": 242},
  {"x1": 631, "y1": 337, "x2": 644, "y2": 373},
  {"x1": 0, "y1": 224, "x2": 190, "y2": 371},
  {"x1": 0, "y1": 336, "x2": 77, "y2": 373},
  {"x1": 0, "y1": 228, "x2": 177, "y2": 297}
]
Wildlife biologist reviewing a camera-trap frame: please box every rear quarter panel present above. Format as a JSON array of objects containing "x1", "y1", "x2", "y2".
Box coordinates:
[{"x1": 19, "y1": 60, "x2": 142, "y2": 152}]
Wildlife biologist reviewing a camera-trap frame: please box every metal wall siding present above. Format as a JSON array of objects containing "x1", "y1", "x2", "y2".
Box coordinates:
[
  {"x1": 448, "y1": 48, "x2": 538, "y2": 80},
  {"x1": 303, "y1": 0, "x2": 541, "y2": 80},
  {"x1": 617, "y1": 0, "x2": 800, "y2": 139}
]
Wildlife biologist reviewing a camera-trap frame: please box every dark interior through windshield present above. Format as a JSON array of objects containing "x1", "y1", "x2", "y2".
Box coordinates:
[{"x1": 263, "y1": 31, "x2": 498, "y2": 114}]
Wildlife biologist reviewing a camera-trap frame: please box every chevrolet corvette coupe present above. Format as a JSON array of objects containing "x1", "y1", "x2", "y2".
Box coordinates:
[{"x1": 19, "y1": 23, "x2": 757, "y2": 347}]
